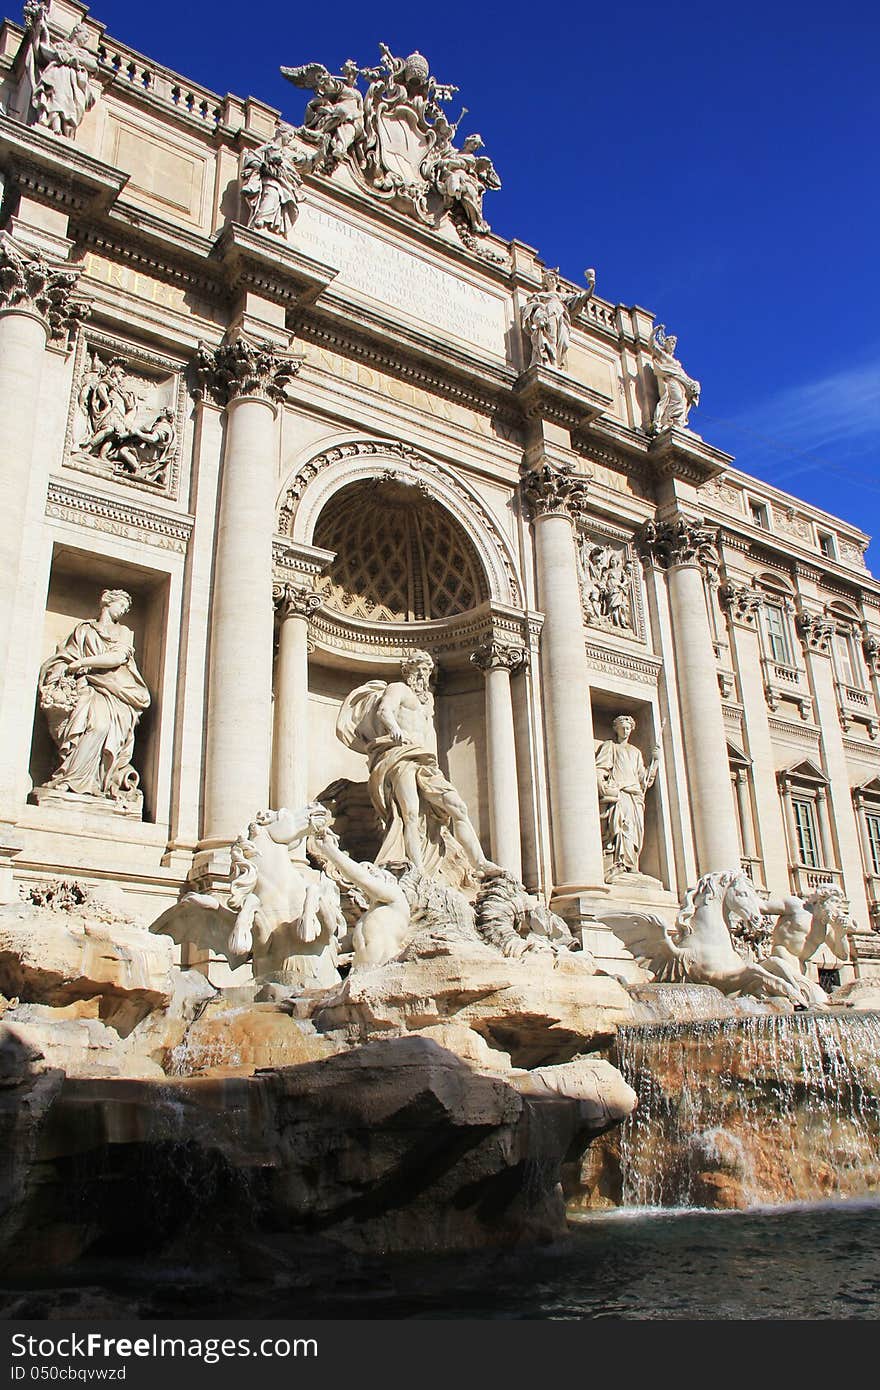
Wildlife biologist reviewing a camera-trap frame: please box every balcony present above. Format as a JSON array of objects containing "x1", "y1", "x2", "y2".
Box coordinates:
[
  {"x1": 836, "y1": 681, "x2": 879, "y2": 737},
  {"x1": 789, "y1": 864, "x2": 844, "y2": 896},
  {"x1": 762, "y1": 657, "x2": 812, "y2": 720}
]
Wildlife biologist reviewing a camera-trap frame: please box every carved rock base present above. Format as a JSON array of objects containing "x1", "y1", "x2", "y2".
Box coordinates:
[{"x1": 31, "y1": 786, "x2": 144, "y2": 820}]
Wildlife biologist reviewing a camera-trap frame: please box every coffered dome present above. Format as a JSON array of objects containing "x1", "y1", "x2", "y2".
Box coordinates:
[{"x1": 313, "y1": 477, "x2": 489, "y2": 623}]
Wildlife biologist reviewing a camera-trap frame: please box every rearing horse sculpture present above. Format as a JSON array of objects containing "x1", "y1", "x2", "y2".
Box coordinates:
[
  {"x1": 603, "y1": 869, "x2": 815, "y2": 1006},
  {"x1": 151, "y1": 804, "x2": 346, "y2": 988}
]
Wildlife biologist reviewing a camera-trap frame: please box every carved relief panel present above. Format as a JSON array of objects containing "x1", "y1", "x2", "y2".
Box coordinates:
[
  {"x1": 64, "y1": 330, "x2": 186, "y2": 499},
  {"x1": 576, "y1": 527, "x2": 644, "y2": 641}
]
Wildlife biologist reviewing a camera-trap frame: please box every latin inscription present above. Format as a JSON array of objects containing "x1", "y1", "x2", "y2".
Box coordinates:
[{"x1": 291, "y1": 205, "x2": 508, "y2": 356}]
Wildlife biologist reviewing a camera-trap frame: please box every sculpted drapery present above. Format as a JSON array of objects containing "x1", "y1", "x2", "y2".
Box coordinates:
[
  {"x1": 594, "y1": 715, "x2": 659, "y2": 876},
  {"x1": 38, "y1": 590, "x2": 150, "y2": 805}
]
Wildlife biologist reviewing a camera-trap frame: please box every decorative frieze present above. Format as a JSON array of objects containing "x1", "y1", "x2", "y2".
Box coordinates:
[
  {"x1": 0, "y1": 232, "x2": 80, "y2": 329},
  {"x1": 45, "y1": 480, "x2": 193, "y2": 554},
  {"x1": 639, "y1": 516, "x2": 719, "y2": 575},
  {"x1": 272, "y1": 582, "x2": 323, "y2": 622},
  {"x1": 65, "y1": 332, "x2": 186, "y2": 498},
  {"x1": 470, "y1": 639, "x2": 528, "y2": 675},
  {"x1": 194, "y1": 334, "x2": 302, "y2": 407},
  {"x1": 719, "y1": 581, "x2": 764, "y2": 626},
  {"x1": 796, "y1": 610, "x2": 835, "y2": 655},
  {"x1": 520, "y1": 461, "x2": 590, "y2": 522}
]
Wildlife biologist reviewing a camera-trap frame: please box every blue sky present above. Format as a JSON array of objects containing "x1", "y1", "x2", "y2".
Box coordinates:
[{"x1": 89, "y1": 0, "x2": 880, "y2": 563}]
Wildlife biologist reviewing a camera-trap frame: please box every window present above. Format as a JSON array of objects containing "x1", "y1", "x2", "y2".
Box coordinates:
[
  {"x1": 764, "y1": 602, "x2": 791, "y2": 665},
  {"x1": 866, "y1": 813, "x2": 880, "y2": 876},
  {"x1": 749, "y1": 500, "x2": 769, "y2": 529},
  {"x1": 818, "y1": 531, "x2": 837, "y2": 560},
  {"x1": 835, "y1": 631, "x2": 858, "y2": 688},
  {"x1": 792, "y1": 797, "x2": 820, "y2": 868}
]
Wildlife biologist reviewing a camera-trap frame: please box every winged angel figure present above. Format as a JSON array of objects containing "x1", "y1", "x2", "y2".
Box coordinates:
[
  {"x1": 602, "y1": 869, "x2": 818, "y2": 1006},
  {"x1": 280, "y1": 60, "x2": 367, "y2": 171},
  {"x1": 150, "y1": 804, "x2": 346, "y2": 989}
]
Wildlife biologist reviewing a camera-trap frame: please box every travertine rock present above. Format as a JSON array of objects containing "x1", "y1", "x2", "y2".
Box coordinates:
[
  {"x1": 313, "y1": 924, "x2": 633, "y2": 1067},
  {"x1": 511, "y1": 1056, "x2": 637, "y2": 1131},
  {"x1": 1, "y1": 1008, "x2": 164, "y2": 1079},
  {"x1": 168, "y1": 1000, "x2": 338, "y2": 1076},
  {"x1": 0, "y1": 904, "x2": 175, "y2": 1023},
  {"x1": 832, "y1": 978, "x2": 880, "y2": 1011}
]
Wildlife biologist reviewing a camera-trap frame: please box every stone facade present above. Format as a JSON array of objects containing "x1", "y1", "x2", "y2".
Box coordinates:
[{"x1": 0, "y1": 0, "x2": 878, "y2": 979}]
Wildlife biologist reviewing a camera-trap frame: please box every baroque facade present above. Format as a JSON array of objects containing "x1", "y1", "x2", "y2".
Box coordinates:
[{"x1": 0, "y1": 0, "x2": 878, "y2": 983}]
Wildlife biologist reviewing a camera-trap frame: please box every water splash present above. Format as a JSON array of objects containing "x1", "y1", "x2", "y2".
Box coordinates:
[{"x1": 614, "y1": 1011, "x2": 880, "y2": 1209}]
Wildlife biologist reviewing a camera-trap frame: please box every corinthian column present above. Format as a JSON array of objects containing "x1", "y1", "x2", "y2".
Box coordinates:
[
  {"x1": 521, "y1": 462, "x2": 606, "y2": 900},
  {"x1": 0, "y1": 234, "x2": 80, "y2": 826},
  {"x1": 272, "y1": 582, "x2": 321, "y2": 812},
  {"x1": 470, "y1": 638, "x2": 527, "y2": 879},
  {"x1": 640, "y1": 516, "x2": 740, "y2": 872},
  {"x1": 196, "y1": 334, "x2": 300, "y2": 844}
]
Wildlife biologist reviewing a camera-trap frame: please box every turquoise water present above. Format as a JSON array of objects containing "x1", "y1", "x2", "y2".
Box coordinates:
[{"x1": 5, "y1": 1201, "x2": 879, "y2": 1319}]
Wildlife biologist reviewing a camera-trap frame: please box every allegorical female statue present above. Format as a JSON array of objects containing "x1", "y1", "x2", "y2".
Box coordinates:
[
  {"x1": 241, "y1": 122, "x2": 304, "y2": 240},
  {"x1": 521, "y1": 268, "x2": 596, "y2": 370},
  {"x1": 25, "y1": 4, "x2": 99, "y2": 138},
  {"x1": 594, "y1": 714, "x2": 659, "y2": 877},
  {"x1": 37, "y1": 589, "x2": 150, "y2": 812}
]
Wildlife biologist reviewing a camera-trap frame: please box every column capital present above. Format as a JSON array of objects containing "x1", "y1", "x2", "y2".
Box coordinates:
[
  {"x1": 0, "y1": 231, "x2": 85, "y2": 342},
  {"x1": 470, "y1": 638, "x2": 529, "y2": 675},
  {"x1": 194, "y1": 331, "x2": 302, "y2": 408},
  {"x1": 520, "y1": 460, "x2": 590, "y2": 522},
  {"x1": 796, "y1": 610, "x2": 835, "y2": 655},
  {"x1": 719, "y1": 580, "x2": 764, "y2": 626},
  {"x1": 273, "y1": 581, "x2": 322, "y2": 621},
  {"x1": 638, "y1": 514, "x2": 719, "y2": 576},
  {"x1": 863, "y1": 632, "x2": 880, "y2": 677}
]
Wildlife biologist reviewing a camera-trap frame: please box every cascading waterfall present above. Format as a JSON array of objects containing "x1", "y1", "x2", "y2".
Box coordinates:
[{"x1": 614, "y1": 1011, "x2": 880, "y2": 1209}]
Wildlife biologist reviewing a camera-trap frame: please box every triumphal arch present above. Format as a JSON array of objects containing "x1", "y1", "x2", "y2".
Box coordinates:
[{"x1": 1, "y1": 0, "x2": 879, "y2": 981}]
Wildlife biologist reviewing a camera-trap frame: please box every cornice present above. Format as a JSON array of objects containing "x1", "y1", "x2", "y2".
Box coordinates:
[
  {"x1": 0, "y1": 114, "x2": 128, "y2": 215},
  {"x1": 45, "y1": 478, "x2": 194, "y2": 552},
  {"x1": 647, "y1": 427, "x2": 732, "y2": 485},
  {"x1": 584, "y1": 642, "x2": 661, "y2": 685},
  {"x1": 210, "y1": 223, "x2": 337, "y2": 309},
  {"x1": 512, "y1": 363, "x2": 611, "y2": 429}
]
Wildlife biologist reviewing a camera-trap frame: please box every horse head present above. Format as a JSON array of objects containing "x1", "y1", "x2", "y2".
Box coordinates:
[{"x1": 257, "y1": 802, "x2": 332, "y2": 846}]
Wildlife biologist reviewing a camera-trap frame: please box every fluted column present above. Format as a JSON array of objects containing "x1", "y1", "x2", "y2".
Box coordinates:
[
  {"x1": 196, "y1": 334, "x2": 300, "y2": 843},
  {"x1": 641, "y1": 516, "x2": 740, "y2": 873},
  {"x1": 471, "y1": 638, "x2": 527, "y2": 879},
  {"x1": 521, "y1": 463, "x2": 605, "y2": 897},
  {"x1": 0, "y1": 235, "x2": 79, "y2": 824},
  {"x1": 272, "y1": 582, "x2": 321, "y2": 812}
]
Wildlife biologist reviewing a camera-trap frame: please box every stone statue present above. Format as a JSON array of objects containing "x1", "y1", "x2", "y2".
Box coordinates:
[
  {"x1": 37, "y1": 589, "x2": 150, "y2": 812},
  {"x1": 474, "y1": 872, "x2": 587, "y2": 962},
  {"x1": 76, "y1": 354, "x2": 177, "y2": 487},
  {"x1": 241, "y1": 122, "x2": 305, "y2": 239},
  {"x1": 150, "y1": 805, "x2": 347, "y2": 988},
  {"x1": 429, "y1": 130, "x2": 500, "y2": 235},
  {"x1": 310, "y1": 827, "x2": 412, "y2": 967},
  {"x1": 603, "y1": 870, "x2": 817, "y2": 1006},
  {"x1": 594, "y1": 715, "x2": 659, "y2": 877},
  {"x1": 24, "y1": 3, "x2": 99, "y2": 138},
  {"x1": 521, "y1": 268, "x2": 596, "y2": 370},
  {"x1": 280, "y1": 60, "x2": 367, "y2": 172},
  {"x1": 651, "y1": 324, "x2": 701, "y2": 432},
  {"x1": 759, "y1": 886, "x2": 854, "y2": 1007},
  {"x1": 336, "y1": 649, "x2": 502, "y2": 884}
]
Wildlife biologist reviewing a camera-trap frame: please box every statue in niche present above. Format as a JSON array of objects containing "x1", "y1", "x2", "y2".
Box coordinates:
[
  {"x1": 594, "y1": 714, "x2": 660, "y2": 878},
  {"x1": 24, "y1": 3, "x2": 99, "y2": 138},
  {"x1": 428, "y1": 127, "x2": 501, "y2": 235},
  {"x1": 280, "y1": 60, "x2": 367, "y2": 172},
  {"x1": 241, "y1": 122, "x2": 305, "y2": 239},
  {"x1": 151, "y1": 805, "x2": 347, "y2": 989},
  {"x1": 579, "y1": 542, "x2": 634, "y2": 631},
  {"x1": 336, "y1": 649, "x2": 502, "y2": 885},
  {"x1": 521, "y1": 267, "x2": 596, "y2": 370},
  {"x1": 37, "y1": 589, "x2": 150, "y2": 813},
  {"x1": 76, "y1": 353, "x2": 177, "y2": 488},
  {"x1": 650, "y1": 324, "x2": 701, "y2": 432}
]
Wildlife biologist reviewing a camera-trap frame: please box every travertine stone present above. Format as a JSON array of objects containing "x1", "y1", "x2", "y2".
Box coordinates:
[
  {"x1": 470, "y1": 640, "x2": 527, "y2": 878},
  {"x1": 595, "y1": 715, "x2": 659, "y2": 878},
  {"x1": 272, "y1": 582, "x2": 321, "y2": 815},
  {"x1": 720, "y1": 581, "x2": 765, "y2": 626},
  {"x1": 194, "y1": 334, "x2": 301, "y2": 407}
]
